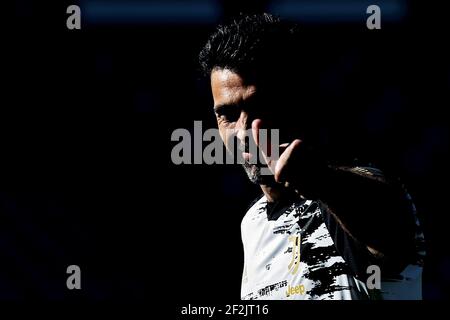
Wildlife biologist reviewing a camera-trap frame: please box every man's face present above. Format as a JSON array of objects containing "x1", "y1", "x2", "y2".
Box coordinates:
[{"x1": 211, "y1": 68, "x2": 278, "y2": 184}]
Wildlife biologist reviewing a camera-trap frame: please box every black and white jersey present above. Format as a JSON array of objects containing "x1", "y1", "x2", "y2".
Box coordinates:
[{"x1": 240, "y1": 186, "x2": 425, "y2": 300}]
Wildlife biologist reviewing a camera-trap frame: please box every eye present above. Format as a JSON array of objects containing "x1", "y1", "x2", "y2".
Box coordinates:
[{"x1": 215, "y1": 105, "x2": 241, "y2": 123}]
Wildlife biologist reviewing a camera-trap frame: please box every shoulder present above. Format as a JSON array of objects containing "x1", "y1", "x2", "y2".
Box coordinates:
[
  {"x1": 333, "y1": 165, "x2": 387, "y2": 183},
  {"x1": 246, "y1": 195, "x2": 267, "y2": 212},
  {"x1": 242, "y1": 195, "x2": 267, "y2": 224}
]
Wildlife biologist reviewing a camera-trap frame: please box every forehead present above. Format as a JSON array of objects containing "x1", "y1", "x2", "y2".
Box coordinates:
[{"x1": 210, "y1": 69, "x2": 256, "y2": 107}]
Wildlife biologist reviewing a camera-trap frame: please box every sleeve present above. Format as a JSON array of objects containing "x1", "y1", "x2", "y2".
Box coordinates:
[{"x1": 316, "y1": 166, "x2": 419, "y2": 277}]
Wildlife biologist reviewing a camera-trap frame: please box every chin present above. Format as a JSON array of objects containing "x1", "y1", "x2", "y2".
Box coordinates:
[{"x1": 243, "y1": 163, "x2": 274, "y2": 185}]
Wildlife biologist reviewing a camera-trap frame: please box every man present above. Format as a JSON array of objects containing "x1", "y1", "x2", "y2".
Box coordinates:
[{"x1": 199, "y1": 13, "x2": 425, "y2": 300}]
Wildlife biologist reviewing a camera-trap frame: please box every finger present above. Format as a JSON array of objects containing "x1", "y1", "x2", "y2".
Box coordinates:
[
  {"x1": 274, "y1": 139, "x2": 302, "y2": 183},
  {"x1": 251, "y1": 119, "x2": 275, "y2": 172},
  {"x1": 251, "y1": 119, "x2": 262, "y2": 148},
  {"x1": 251, "y1": 118, "x2": 273, "y2": 156}
]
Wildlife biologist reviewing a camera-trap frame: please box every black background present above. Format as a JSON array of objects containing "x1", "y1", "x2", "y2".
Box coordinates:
[{"x1": 4, "y1": 0, "x2": 450, "y2": 309}]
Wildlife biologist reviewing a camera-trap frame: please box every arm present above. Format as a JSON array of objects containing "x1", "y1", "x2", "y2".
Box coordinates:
[
  {"x1": 306, "y1": 165, "x2": 417, "y2": 274},
  {"x1": 252, "y1": 120, "x2": 417, "y2": 273}
]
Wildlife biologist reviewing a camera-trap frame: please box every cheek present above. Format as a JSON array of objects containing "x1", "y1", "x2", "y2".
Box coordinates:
[
  {"x1": 219, "y1": 126, "x2": 236, "y2": 151},
  {"x1": 219, "y1": 127, "x2": 229, "y2": 146}
]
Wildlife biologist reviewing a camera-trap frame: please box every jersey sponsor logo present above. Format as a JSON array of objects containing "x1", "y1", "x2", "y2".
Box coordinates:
[
  {"x1": 288, "y1": 235, "x2": 301, "y2": 275},
  {"x1": 286, "y1": 284, "x2": 306, "y2": 297},
  {"x1": 254, "y1": 280, "x2": 288, "y2": 298}
]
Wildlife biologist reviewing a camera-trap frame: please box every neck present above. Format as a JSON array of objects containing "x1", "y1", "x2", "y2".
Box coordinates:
[
  {"x1": 260, "y1": 182, "x2": 305, "y2": 203},
  {"x1": 260, "y1": 183, "x2": 284, "y2": 203}
]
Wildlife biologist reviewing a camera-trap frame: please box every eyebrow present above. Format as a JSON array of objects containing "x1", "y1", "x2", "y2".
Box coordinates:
[
  {"x1": 213, "y1": 94, "x2": 258, "y2": 113},
  {"x1": 213, "y1": 103, "x2": 238, "y2": 113}
]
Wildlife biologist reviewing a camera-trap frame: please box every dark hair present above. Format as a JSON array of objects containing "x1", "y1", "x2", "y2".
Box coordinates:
[
  {"x1": 201, "y1": 14, "x2": 335, "y2": 149},
  {"x1": 199, "y1": 13, "x2": 299, "y2": 82}
]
